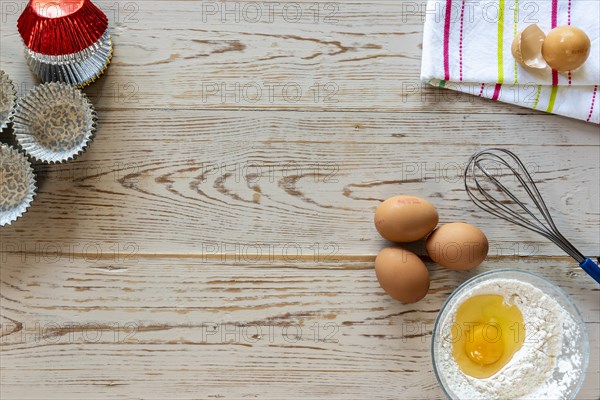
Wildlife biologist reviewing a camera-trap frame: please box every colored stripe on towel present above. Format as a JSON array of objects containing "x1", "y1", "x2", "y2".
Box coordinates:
[
  {"x1": 492, "y1": 84, "x2": 502, "y2": 101},
  {"x1": 548, "y1": 0, "x2": 559, "y2": 112},
  {"x1": 586, "y1": 85, "x2": 598, "y2": 122},
  {"x1": 567, "y1": 0, "x2": 572, "y2": 85},
  {"x1": 532, "y1": 85, "x2": 542, "y2": 109},
  {"x1": 497, "y1": 0, "x2": 505, "y2": 84},
  {"x1": 513, "y1": 0, "x2": 519, "y2": 84},
  {"x1": 546, "y1": 86, "x2": 559, "y2": 113},
  {"x1": 459, "y1": 0, "x2": 466, "y2": 81},
  {"x1": 443, "y1": 0, "x2": 453, "y2": 81}
]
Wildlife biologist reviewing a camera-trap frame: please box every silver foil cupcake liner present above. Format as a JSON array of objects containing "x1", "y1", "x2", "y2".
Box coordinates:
[
  {"x1": 13, "y1": 82, "x2": 97, "y2": 164},
  {"x1": 0, "y1": 70, "x2": 17, "y2": 131},
  {"x1": 24, "y1": 30, "x2": 112, "y2": 88},
  {"x1": 1, "y1": 143, "x2": 36, "y2": 227}
]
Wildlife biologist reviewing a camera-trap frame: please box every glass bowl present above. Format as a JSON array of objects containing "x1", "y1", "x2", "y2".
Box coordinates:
[{"x1": 431, "y1": 269, "x2": 589, "y2": 400}]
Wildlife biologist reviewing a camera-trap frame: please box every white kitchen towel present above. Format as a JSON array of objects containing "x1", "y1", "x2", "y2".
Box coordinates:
[{"x1": 421, "y1": 0, "x2": 599, "y2": 123}]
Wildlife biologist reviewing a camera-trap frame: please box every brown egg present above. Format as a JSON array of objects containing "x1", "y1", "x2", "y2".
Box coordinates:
[
  {"x1": 374, "y1": 195, "x2": 439, "y2": 242},
  {"x1": 511, "y1": 24, "x2": 547, "y2": 69},
  {"x1": 426, "y1": 223, "x2": 489, "y2": 270},
  {"x1": 542, "y1": 26, "x2": 591, "y2": 71},
  {"x1": 375, "y1": 247, "x2": 430, "y2": 304}
]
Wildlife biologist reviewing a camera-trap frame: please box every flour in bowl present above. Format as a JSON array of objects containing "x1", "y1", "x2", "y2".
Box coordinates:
[{"x1": 434, "y1": 278, "x2": 585, "y2": 400}]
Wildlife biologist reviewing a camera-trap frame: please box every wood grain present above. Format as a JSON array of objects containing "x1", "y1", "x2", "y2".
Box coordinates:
[
  {"x1": 1, "y1": 109, "x2": 598, "y2": 257},
  {"x1": 0, "y1": 0, "x2": 570, "y2": 114},
  {"x1": 1, "y1": 255, "x2": 598, "y2": 400},
  {"x1": 0, "y1": 0, "x2": 598, "y2": 399}
]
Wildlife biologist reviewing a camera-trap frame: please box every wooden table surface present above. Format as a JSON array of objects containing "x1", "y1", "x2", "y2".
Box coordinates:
[{"x1": 1, "y1": 1, "x2": 599, "y2": 399}]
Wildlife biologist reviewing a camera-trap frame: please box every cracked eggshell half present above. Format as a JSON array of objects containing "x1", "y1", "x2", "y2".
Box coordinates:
[{"x1": 512, "y1": 24, "x2": 547, "y2": 69}]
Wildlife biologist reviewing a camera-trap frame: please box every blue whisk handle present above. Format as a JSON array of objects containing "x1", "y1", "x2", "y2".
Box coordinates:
[{"x1": 580, "y1": 258, "x2": 600, "y2": 284}]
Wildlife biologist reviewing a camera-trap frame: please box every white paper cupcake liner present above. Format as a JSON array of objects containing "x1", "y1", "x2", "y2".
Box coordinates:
[
  {"x1": 24, "y1": 30, "x2": 112, "y2": 88},
  {"x1": 13, "y1": 82, "x2": 97, "y2": 164},
  {"x1": 1, "y1": 144, "x2": 36, "y2": 227},
  {"x1": 0, "y1": 70, "x2": 17, "y2": 131}
]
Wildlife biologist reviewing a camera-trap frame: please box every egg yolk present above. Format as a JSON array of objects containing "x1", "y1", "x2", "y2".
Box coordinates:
[
  {"x1": 452, "y1": 295, "x2": 525, "y2": 379},
  {"x1": 465, "y1": 325, "x2": 504, "y2": 365}
]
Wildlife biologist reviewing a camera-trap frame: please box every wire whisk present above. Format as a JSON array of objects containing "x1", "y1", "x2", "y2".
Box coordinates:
[{"x1": 464, "y1": 148, "x2": 600, "y2": 284}]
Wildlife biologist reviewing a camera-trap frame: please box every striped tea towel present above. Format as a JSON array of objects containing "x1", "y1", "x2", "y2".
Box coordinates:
[{"x1": 421, "y1": 0, "x2": 599, "y2": 123}]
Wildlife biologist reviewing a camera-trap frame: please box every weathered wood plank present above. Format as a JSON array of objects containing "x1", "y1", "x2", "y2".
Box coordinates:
[
  {"x1": 0, "y1": 0, "x2": 561, "y2": 114},
  {"x1": 1, "y1": 256, "x2": 598, "y2": 399},
  {"x1": 1, "y1": 1, "x2": 598, "y2": 399},
  {"x1": 1, "y1": 109, "x2": 598, "y2": 257}
]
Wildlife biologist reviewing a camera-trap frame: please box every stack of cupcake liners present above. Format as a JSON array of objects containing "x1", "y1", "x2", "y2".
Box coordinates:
[
  {"x1": 1, "y1": 0, "x2": 111, "y2": 227},
  {"x1": 17, "y1": 0, "x2": 112, "y2": 87},
  {"x1": 25, "y1": 31, "x2": 112, "y2": 87}
]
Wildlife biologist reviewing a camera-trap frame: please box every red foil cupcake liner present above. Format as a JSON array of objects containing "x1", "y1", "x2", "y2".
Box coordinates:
[{"x1": 17, "y1": 0, "x2": 108, "y2": 56}]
